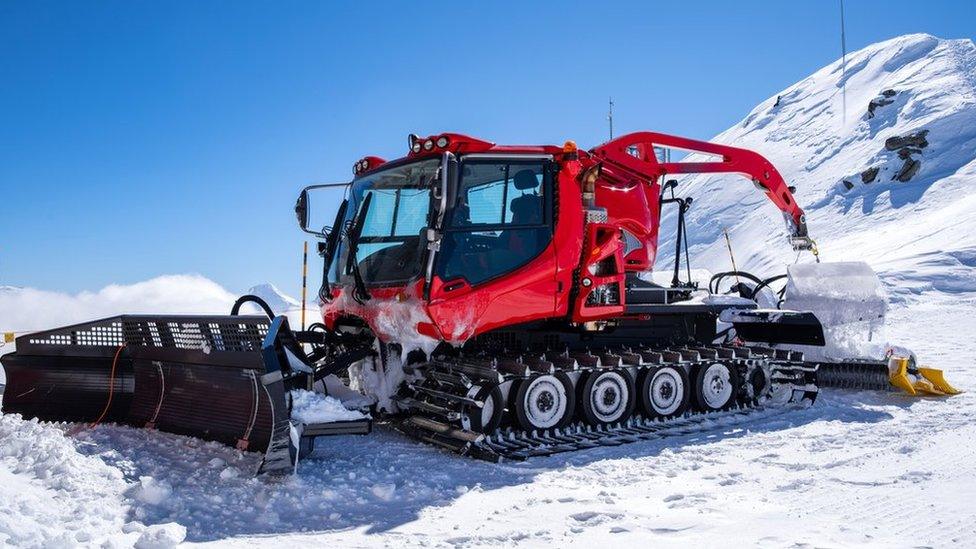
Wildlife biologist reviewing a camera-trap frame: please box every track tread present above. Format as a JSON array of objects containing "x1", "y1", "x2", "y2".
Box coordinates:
[{"x1": 396, "y1": 343, "x2": 820, "y2": 462}]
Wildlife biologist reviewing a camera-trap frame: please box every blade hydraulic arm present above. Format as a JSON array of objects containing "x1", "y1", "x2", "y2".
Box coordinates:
[{"x1": 590, "y1": 132, "x2": 812, "y2": 249}]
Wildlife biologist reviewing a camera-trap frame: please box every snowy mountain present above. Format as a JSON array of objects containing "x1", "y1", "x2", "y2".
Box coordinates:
[
  {"x1": 657, "y1": 34, "x2": 976, "y2": 302},
  {"x1": 244, "y1": 283, "x2": 301, "y2": 315}
]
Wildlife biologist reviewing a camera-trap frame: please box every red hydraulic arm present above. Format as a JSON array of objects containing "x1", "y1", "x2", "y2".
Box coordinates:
[{"x1": 589, "y1": 132, "x2": 812, "y2": 247}]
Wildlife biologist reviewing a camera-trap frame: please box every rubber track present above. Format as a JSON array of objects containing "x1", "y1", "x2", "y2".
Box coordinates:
[
  {"x1": 482, "y1": 405, "x2": 766, "y2": 460},
  {"x1": 395, "y1": 343, "x2": 819, "y2": 462}
]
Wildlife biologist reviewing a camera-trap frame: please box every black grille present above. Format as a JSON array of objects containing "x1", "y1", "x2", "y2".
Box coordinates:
[
  {"x1": 122, "y1": 317, "x2": 268, "y2": 353},
  {"x1": 27, "y1": 320, "x2": 124, "y2": 348}
]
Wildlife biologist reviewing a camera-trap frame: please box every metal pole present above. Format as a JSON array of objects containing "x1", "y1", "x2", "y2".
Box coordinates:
[
  {"x1": 840, "y1": 0, "x2": 847, "y2": 125},
  {"x1": 608, "y1": 97, "x2": 614, "y2": 140},
  {"x1": 301, "y1": 241, "x2": 308, "y2": 331},
  {"x1": 723, "y1": 228, "x2": 741, "y2": 287}
]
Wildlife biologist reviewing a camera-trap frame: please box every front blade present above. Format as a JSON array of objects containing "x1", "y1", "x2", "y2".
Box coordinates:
[
  {"x1": 782, "y1": 261, "x2": 888, "y2": 361},
  {"x1": 719, "y1": 309, "x2": 826, "y2": 346}
]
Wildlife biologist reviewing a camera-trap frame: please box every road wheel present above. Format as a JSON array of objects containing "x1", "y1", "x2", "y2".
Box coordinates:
[
  {"x1": 578, "y1": 369, "x2": 636, "y2": 425},
  {"x1": 461, "y1": 383, "x2": 504, "y2": 433},
  {"x1": 513, "y1": 374, "x2": 571, "y2": 431},
  {"x1": 639, "y1": 365, "x2": 690, "y2": 419},
  {"x1": 693, "y1": 362, "x2": 738, "y2": 412}
]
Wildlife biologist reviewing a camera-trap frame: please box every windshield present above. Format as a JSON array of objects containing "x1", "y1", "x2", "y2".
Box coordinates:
[{"x1": 331, "y1": 158, "x2": 440, "y2": 285}]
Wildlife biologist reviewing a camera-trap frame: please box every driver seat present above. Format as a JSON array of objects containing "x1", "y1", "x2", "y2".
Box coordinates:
[
  {"x1": 509, "y1": 169, "x2": 542, "y2": 225},
  {"x1": 507, "y1": 170, "x2": 544, "y2": 258}
]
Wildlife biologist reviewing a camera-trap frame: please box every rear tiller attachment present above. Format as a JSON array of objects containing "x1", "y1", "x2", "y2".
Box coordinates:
[{"x1": 717, "y1": 261, "x2": 960, "y2": 396}]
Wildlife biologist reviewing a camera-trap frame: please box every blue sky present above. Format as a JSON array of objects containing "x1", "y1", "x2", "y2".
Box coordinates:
[{"x1": 1, "y1": 1, "x2": 973, "y2": 297}]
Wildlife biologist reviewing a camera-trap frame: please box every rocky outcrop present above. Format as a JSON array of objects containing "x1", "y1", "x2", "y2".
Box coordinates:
[
  {"x1": 867, "y1": 89, "x2": 897, "y2": 118},
  {"x1": 885, "y1": 129, "x2": 929, "y2": 151},
  {"x1": 884, "y1": 129, "x2": 929, "y2": 182},
  {"x1": 861, "y1": 166, "x2": 880, "y2": 184}
]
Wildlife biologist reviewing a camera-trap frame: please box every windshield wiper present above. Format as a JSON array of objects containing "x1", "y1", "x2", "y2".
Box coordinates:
[
  {"x1": 318, "y1": 199, "x2": 349, "y2": 303},
  {"x1": 345, "y1": 192, "x2": 373, "y2": 304}
]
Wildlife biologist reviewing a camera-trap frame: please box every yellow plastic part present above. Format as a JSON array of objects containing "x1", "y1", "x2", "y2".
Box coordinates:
[
  {"x1": 918, "y1": 367, "x2": 961, "y2": 395},
  {"x1": 888, "y1": 356, "x2": 961, "y2": 396},
  {"x1": 888, "y1": 357, "x2": 917, "y2": 395}
]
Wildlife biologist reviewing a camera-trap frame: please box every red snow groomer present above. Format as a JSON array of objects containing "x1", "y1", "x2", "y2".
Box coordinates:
[{"x1": 1, "y1": 132, "x2": 958, "y2": 473}]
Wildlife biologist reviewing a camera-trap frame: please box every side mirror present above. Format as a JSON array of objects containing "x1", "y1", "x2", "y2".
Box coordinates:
[
  {"x1": 295, "y1": 182, "x2": 351, "y2": 237},
  {"x1": 295, "y1": 189, "x2": 310, "y2": 232}
]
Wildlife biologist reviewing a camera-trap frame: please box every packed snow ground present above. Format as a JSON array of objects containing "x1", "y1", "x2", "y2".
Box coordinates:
[{"x1": 1, "y1": 297, "x2": 973, "y2": 547}]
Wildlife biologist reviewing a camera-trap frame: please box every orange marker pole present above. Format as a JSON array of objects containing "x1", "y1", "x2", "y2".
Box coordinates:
[{"x1": 301, "y1": 241, "x2": 308, "y2": 331}]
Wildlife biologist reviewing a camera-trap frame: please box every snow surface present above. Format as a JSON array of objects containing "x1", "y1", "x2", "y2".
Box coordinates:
[
  {"x1": 0, "y1": 415, "x2": 186, "y2": 548},
  {"x1": 1, "y1": 297, "x2": 973, "y2": 547},
  {"x1": 2, "y1": 33, "x2": 976, "y2": 547}
]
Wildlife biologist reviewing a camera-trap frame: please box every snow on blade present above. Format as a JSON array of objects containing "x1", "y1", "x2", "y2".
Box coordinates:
[
  {"x1": 782, "y1": 261, "x2": 889, "y2": 360},
  {"x1": 289, "y1": 390, "x2": 367, "y2": 423}
]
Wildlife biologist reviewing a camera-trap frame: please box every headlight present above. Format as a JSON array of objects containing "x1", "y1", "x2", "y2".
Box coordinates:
[
  {"x1": 436, "y1": 136, "x2": 449, "y2": 148},
  {"x1": 411, "y1": 141, "x2": 422, "y2": 154},
  {"x1": 423, "y1": 139, "x2": 434, "y2": 151}
]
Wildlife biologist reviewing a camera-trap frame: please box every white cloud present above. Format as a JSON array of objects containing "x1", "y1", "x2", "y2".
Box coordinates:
[{"x1": 0, "y1": 274, "x2": 239, "y2": 334}]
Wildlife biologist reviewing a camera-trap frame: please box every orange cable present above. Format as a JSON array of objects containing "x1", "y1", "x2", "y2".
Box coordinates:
[{"x1": 90, "y1": 344, "x2": 126, "y2": 428}]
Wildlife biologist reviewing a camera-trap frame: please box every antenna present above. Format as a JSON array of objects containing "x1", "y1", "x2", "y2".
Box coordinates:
[
  {"x1": 607, "y1": 97, "x2": 614, "y2": 140},
  {"x1": 840, "y1": 0, "x2": 847, "y2": 125}
]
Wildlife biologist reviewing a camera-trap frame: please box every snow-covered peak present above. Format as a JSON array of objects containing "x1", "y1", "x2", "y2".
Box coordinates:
[
  {"x1": 658, "y1": 34, "x2": 976, "y2": 300},
  {"x1": 244, "y1": 283, "x2": 300, "y2": 315}
]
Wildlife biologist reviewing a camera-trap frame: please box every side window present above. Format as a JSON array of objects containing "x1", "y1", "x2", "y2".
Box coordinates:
[
  {"x1": 438, "y1": 160, "x2": 551, "y2": 286},
  {"x1": 466, "y1": 180, "x2": 505, "y2": 224},
  {"x1": 454, "y1": 163, "x2": 545, "y2": 228}
]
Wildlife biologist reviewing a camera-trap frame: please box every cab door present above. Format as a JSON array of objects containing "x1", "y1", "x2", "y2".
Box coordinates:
[{"x1": 426, "y1": 156, "x2": 559, "y2": 342}]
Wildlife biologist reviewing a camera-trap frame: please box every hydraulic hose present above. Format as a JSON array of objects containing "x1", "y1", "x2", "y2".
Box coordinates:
[
  {"x1": 230, "y1": 294, "x2": 277, "y2": 319},
  {"x1": 751, "y1": 274, "x2": 789, "y2": 304},
  {"x1": 89, "y1": 344, "x2": 126, "y2": 428},
  {"x1": 709, "y1": 271, "x2": 764, "y2": 295},
  {"x1": 709, "y1": 271, "x2": 790, "y2": 308}
]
